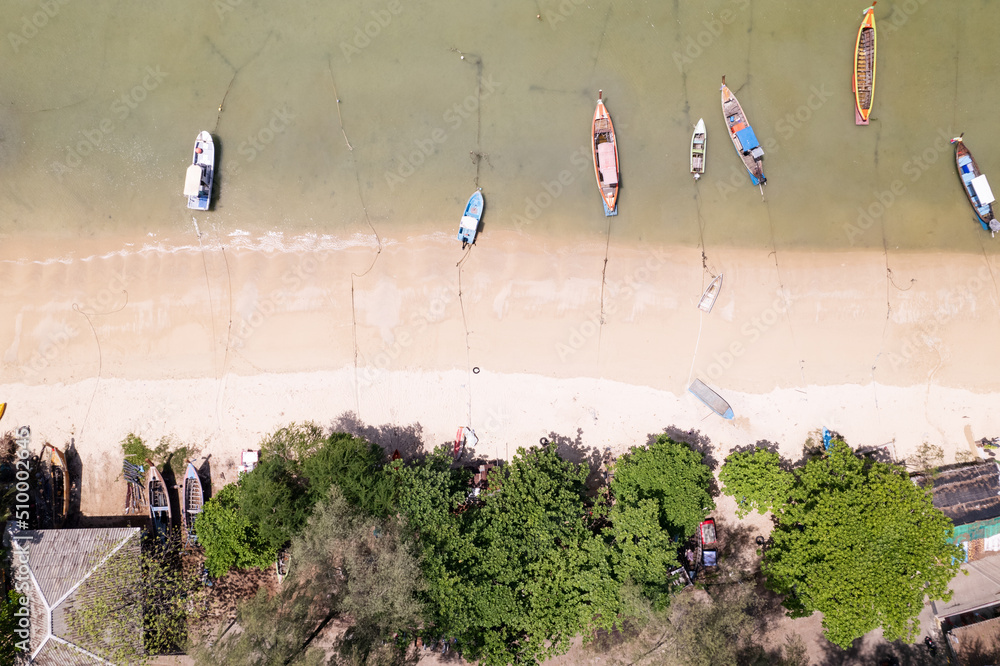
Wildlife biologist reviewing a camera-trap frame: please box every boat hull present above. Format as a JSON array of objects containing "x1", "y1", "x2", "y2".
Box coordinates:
[
  {"x1": 458, "y1": 190, "x2": 484, "y2": 247},
  {"x1": 186, "y1": 131, "x2": 215, "y2": 211},
  {"x1": 688, "y1": 379, "x2": 734, "y2": 419},
  {"x1": 720, "y1": 79, "x2": 765, "y2": 187},
  {"x1": 697, "y1": 274, "x2": 723, "y2": 313},
  {"x1": 853, "y1": 6, "x2": 877, "y2": 126},
  {"x1": 953, "y1": 138, "x2": 999, "y2": 235},
  {"x1": 50, "y1": 447, "x2": 69, "y2": 528},
  {"x1": 592, "y1": 92, "x2": 619, "y2": 216},
  {"x1": 690, "y1": 118, "x2": 706, "y2": 179},
  {"x1": 182, "y1": 462, "x2": 203, "y2": 544},
  {"x1": 147, "y1": 461, "x2": 173, "y2": 543}
]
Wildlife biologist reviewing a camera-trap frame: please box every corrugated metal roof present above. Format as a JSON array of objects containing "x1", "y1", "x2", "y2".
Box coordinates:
[
  {"x1": 8, "y1": 528, "x2": 141, "y2": 664},
  {"x1": 918, "y1": 463, "x2": 1000, "y2": 526},
  {"x1": 33, "y1": 638, "x2": 111, "y2": 666},
  {"x1": 12, "y1": 528, "x2": 140, "y2": 607}
]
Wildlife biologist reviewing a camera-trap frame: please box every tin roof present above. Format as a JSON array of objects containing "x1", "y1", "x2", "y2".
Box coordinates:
[
  {"x1": 917, "y1": 463, "x2": 1000, "y2": 526},
  {"x1": 5, "y1": 527, "x2": 142, "y2": 664}
]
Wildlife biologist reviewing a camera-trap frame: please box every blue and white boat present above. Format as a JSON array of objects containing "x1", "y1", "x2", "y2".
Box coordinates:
[
  {"x1": 688, "y1": 379, "x2": 734, "y2": 420},
  {"x1": 184, "y1": 131, "x2": 214, "y2": 211},
  {"x1": 720, "y1": 76, "x2": 766, "y2": 192},
  {"x1": 458, "y1": 189, "x2": 484, "y2": 248},
  {"x1": 952, "y1": 135, "x2": 998, "y2": 237}
]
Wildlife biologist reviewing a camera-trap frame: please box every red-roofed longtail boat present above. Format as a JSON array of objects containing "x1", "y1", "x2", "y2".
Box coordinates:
[{"x1": 592, "y1": 90, "x2": 619, "y2": 216}]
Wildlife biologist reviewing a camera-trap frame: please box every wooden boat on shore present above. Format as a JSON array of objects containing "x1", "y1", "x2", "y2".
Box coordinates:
[
  {"x1": 49, "y1": 445, "x2": 68, "y2": 528},
  {"x1": 40, "y1": 444, "x2": 69, "y2": 528},
  {"x1": 853, "y1": 4, "x2": 877, "y2": 126},
  {"x1": 720, "y1": 77, "x2": 766, "y2": 191},
  {"x1": 691, "y1": 118, "x2": 706, "y2": 180},
  {"x1": 182, "y1": 461, "x2": 203, "y2": 545},
  {"x1": 458, "y1": 189, "x2": 484, "y2": 249},
  {"x1": 592, "y1": 90, "x2": 619, "y2": 216},
  {"x1": 952, "y1": 135, "x2": 999, "y2": 236},
  {"x1": 688, "y1": 379, "x2": 734, "y2": 420},
  {"x1": 146, "y1": 461, "x2": 172, "y2": 542},
  {"x1": 697, "y1": 274, "x2": 723, "y2": 313},
  {"x1": 184, "y1": 131, "x2": 214, "y2": 211}
]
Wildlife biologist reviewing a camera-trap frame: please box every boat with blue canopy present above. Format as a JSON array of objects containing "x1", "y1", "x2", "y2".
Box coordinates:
[
  {"x1": 720, "y1": 76, "x2": 766, "y2": 193},
  {"x1": 951, "y1": 135, "x2": 998, "y2": 237}
]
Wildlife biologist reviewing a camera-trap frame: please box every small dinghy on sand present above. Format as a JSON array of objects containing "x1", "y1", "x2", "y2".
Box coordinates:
[{"x1": 697, "y1": 274, "x2": 723, "y2": 313}]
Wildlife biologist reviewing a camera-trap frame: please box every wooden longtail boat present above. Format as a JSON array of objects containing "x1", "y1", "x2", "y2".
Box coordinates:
[
  {"x1": 690, "y1": 118, "x2": 706, "y2": 180},
  {"x1": 592, "y1": 90, "x2": 619, "y2": 216},
  {"x1": 146, "y1": 461, "x2": 172, "y2": 543},
  {"x1": 49, "y1": 446, "x2": 68, "y2": 528},
  {"x1": 697, "y1": 274, "x2": 723, "y2": 313},
  {"x1": 458, "y1": 189, "x2": 484, "y2": 249},
  {"x1": 951, "y1": 135, "x2": 999, "y2": 237},
  {"x1": 853, "y1": 4, "x2": 877, "y2": 126},
  {"x1": 39, "y1": 443, "x2": 69, "y2": 528},
  {"x1": 182, "y1": 461, "x2": 203, "y2": 545},
  {"x1": 720, "y1": 77, "x2": 766, "y2": 192},
  {"x1": 184, "y1": 131, "x2": 215, "y2": 211}
]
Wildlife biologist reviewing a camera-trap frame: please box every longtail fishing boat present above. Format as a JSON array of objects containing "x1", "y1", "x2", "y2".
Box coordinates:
[
  {"x1": 720, "y1": 76, "x2": 765, "y2": 193},
  {"x1": 184, "y1": 131, "x2": 215, "y2": 211},
  {"x1": 458, "y1": 189, "x2": 484, "y2": 249},
  {"x1": 592, "y1": 90, "x2": 619, "y2": 216},
  {"x1": 853, "y1": 3, "x2": 877, "y2": 125},
  {"x1": 182, "y1": 461, "x2": 203, "y2": 545},
  {"x1": 690, "y1": 118, "x2": 706, "y2": 180},
  {"x1": 147, "y1": 461, "x2": 172, "y2": 543},
  {"x1": 951, "y1": 135, "x2": 999, "y2": 236}
]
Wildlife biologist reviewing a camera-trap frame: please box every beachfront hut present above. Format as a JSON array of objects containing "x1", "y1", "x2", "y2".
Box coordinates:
[
  {"x1": 4, "y1": 527, "x2": 142, "y2": 664},
  {"x1": 916, "y1": 461, "x2": 1000, "y2": 560},
  {"x1": 914, "y1": 462, "x2": 1000, "y2": 654}
]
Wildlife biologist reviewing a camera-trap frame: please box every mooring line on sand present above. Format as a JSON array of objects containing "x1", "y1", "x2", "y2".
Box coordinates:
[
  {"x1": 761, "y1": 195, "x2": 806, "y2": 387},
  {"x1": 327, "y1": 62, "x2": 383, "y2": 417},
  {"x1": 214, "y1": 242, "x2": 234, "y2": 431},
  {"x1": 686, "y1": 312, "x2": 704, "y2": 387},
  {"x1": 73, "y1": 291, "x2": 128, "y2": 439},
  {"x1": 457, "y1": 252, "x2": 474, "y2": 425},
  {"x1": 595, "y1": 214, "x2": 613, "y2": 370},
  {"x1": 450, "y1": 48, "x2": 486, "y2": 426}
]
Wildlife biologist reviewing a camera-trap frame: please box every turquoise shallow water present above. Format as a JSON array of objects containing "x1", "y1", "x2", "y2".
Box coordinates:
[{"x1": 1, "y1": 0, "x2": 999, "y2": 252}]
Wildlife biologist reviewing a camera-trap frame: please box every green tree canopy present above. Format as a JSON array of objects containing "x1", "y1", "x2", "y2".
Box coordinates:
[
  {"x1": 719, "y1": 448, "x2": 794, "y2": 518},
  {"x1": 196, "y1": 483, "x2": 279, "y2": 578},
  {"x1": 396, "y1": 444, "x2": 623, "y2": 665},
  {"x1": 604, "y1": 437, "x2": 713, "y2": 607},
  {"x1": 238, "y1": 453, "x2": 312, "y2": 551},
  {"x1": 610, "y1": 436, "x2": 715, "y2": 541},
  {"x1": 193, "y1": 486, "x2": 424, "y2": 666},
  {"x1": 600, "y1": 585, "x2": 808, "y2": 666},
  {"x1": 237, "y1": 424, "x2": 396, "y2": 551},
  {"x1": 301, "y1": 432, "x2": 395, "y2": 516},
  {"x1": 761, "y1": 441, "x2": 964, "y2": 648},
  {"x1": 1, "y1": 590, "x2": 25, "y2": 666}
]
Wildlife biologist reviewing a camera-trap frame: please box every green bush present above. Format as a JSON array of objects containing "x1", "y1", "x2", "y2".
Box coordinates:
[{"x1": 196, "y1": 484, "x2": 279, "y2": 577}]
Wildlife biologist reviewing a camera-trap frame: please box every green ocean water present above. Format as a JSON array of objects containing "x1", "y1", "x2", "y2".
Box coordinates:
[{"x1": 1, "y1": 0, "x2": 999, "y2": 253}]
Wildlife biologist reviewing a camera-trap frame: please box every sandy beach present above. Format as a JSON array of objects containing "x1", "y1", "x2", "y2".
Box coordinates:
[{"x1": 1, "y1": 227, "x2": 998, "y2": 517}]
